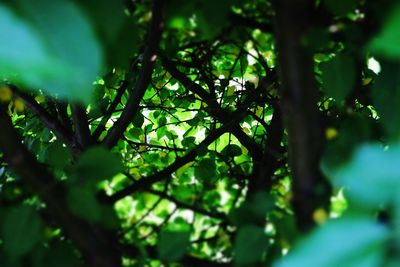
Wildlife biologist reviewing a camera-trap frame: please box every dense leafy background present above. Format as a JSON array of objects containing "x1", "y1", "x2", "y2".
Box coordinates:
[{"x1": 1, "y1": 0, "x2": 400, "y2": 266}]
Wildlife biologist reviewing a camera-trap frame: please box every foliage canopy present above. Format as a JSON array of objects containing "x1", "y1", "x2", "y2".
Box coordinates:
[{"x1": 1, "y1": 0, "x2": 400, "y2": 266}]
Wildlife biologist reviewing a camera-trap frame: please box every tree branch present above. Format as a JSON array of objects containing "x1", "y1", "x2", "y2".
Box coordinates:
[
  {"x1": 248, "y1": 103, "x2": 284, "y2": 194},
  {"x1": 161, "y1": 57, "x2": 264, "y2": 159},
  {"x1": 124, "y1": 137, "x2": 186, "y2": 152},
  {"x1": 11, "y1": 87, "x2": 82, "y2": 154},
  {"x1": 0, "y1": 106, "x2": 121, "y2": 267},
  {"x1": 71, "y1": 104, "x2": 92, "y2": 147},
  {"x1": 122, "y1": 243, "x2": 231, "y2": 267},
  {"x1": 106, "y1": 123, "x2": 234, "y2": 203},
  {"x1": 102, "y1": 0, "x2": 166, "y2": 148},
  {"x1": 147, "y1": 189, "x2": 228, "y2": 221},
  {"x1": 47, "y1": 99, "x2": 72, "y2": 131},
  {"x1": 273, "y1": 0, "x2": 331, "y2": 231},
  {"x1": 92, "y1": 80, "x2": 130, "y2": 141}
]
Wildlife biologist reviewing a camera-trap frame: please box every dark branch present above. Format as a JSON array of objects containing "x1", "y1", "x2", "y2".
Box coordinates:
[
  {"x1": 124, "y1": 137, "x2": 186, "y2": 152},
  {"x1": 71, "y1": 104, "x2": 92, "y2": 148},
  {"x1": 11, "y1": 87, "x2": 82, "y2": 154},
  {"x1": 161, "y1": 57, "x2": 264, "y2": 159},
  {"x1": 48, "y1": 99, "x2": 72, "y2": 131},
  {"x1": 248, "y1": 103, "x2": 284, "y2": 195},
  {"x1": 92, "y1": 80, "x2": 129, "y2": 140},
  {"x1": 102, "y1": 0, "x2": 166, "y2": 148},
  {"x1": 273, "y1": 0, "x2": 331, "y2": 231},
  {"x1": 106, "y1": 123, "x2": 234, "y2": 203},
  {"x1": 147, "y1": 189, "x2": 228, "y2": 221},
  {"x1": 0, "y1": 106, "x2": 121, "y2": 267},
  {"x1": 122, "y1": 243, "x2": 231, "y2": 267}
]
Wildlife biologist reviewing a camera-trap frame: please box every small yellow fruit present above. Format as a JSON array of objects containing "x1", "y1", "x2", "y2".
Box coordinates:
[
  {"x1": 0, "y1": 85, "x2": 13, "y2": 102},
  {"x1": 14, "y1": 98, "x2": 25, "y2": 113},
  {"x1": 325, "y1": 127, "x2": 338, "y2": 140},
  {"x1": 362, "y1": 77, "x2": 372, "y2": 86},
  {"x1": 313, "y1": 208, "x2": 328, "y2": 224}
]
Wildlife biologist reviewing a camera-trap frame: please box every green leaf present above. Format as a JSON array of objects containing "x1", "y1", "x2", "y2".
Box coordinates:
[
  {"x1": 126, "y1": 127, "x2": 144, "y2": 142},
  {"x1": 158, "y1": 116, "x2": 167, "y2": 126},
  {"x1": 320, "y1": 54, "x2": 355, "y2": 103},
  {"x1": 368, "y1": 5, "x2": 400, "y2": 59},
  {"x1": 371, "y1": 61, "x2": 400, "y2": 137},
  {"x1": 78, "y1": 0, "x2": 125, "y2": 42},
  {"x1": 321, "y1": 115, "x2": 372, "y2": 176},
  {"x1": 234, "y1": 225, "x2": 269, "y2": 266},
  {"x1": 175, "y1": 186, "x2": 195, "y2": 202},
  {"x1": 230, "y1": 192, "x2": 274, "y2": 227},
  {"x1": 157, "y1": 230, "x2": 191, "y2": 262},
  {"x1": 194, "y1": 158, "x2": 217, "y2": 182},
  {"x1": 303, "y1": 27, "x2": 330, "y2": 52},
  {"x1": 166, "y1": 0, "x2": 235, "y2": 39},
  {"x1": 0, "y1": 0, "x2": 103, "y2": 103},
  {"x1": 106, "y1": 20, "x2": 141, "y2": 68},
  {"x1": 67, "y1": 186, "x2": 101, "y2": 222},
  {"x1": 41, "y1": 242, "x2": 79, "y2": 267},
  {"x1": 195, "y1": 1, "x2": 234, "y2": 39},
  {"x1": 331, "y1": 143, "x2": 400, "y2": 206},
  {"x1": 274, "y1": 216, "x2": 389, "y2": 267},
  {"x1": 79, "y1": 0, "x2": 140, "y2": 68},
  {"x1": 2, "y1": 205, "x2": 43, "y2": 258},
  {"x1": 323, "y1": 0, "x2": 358, "y2": 16},
  {"x1": 74, "y1": 146, "x2": 123, "y2": 184},
  {"x1": 0, "y1": 6, "x2": 60, "y2": 90},
  {"x1": 44, "y1": 141, "x2": 72, "y2": 169},
  {"x1": 221, "y1": 144, "x2": 242, "y2": 157},
  {"x1": 133, "y1": 112, "x2": 145, "y2": 128},
  {"x1": 182, "y1": 136, "x2": 196, "y2": 148}
]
